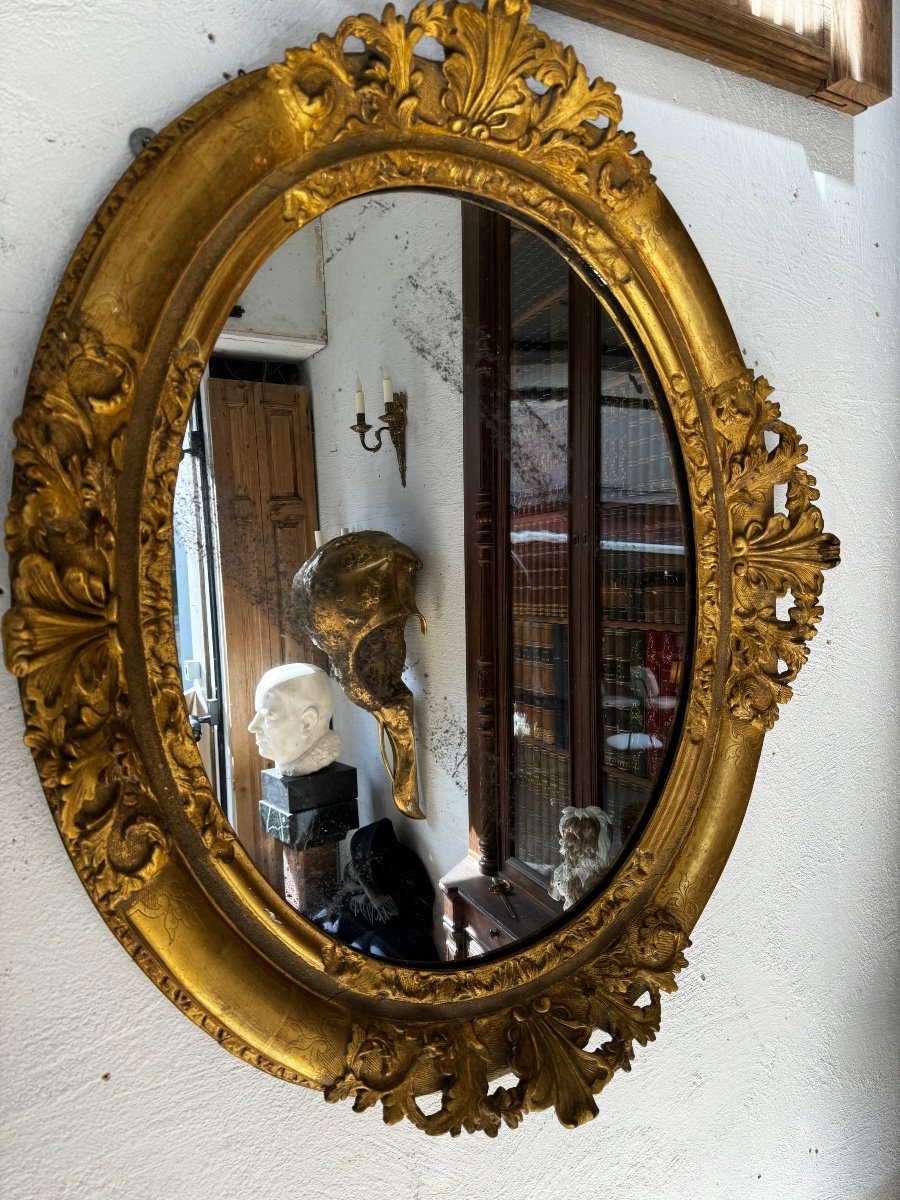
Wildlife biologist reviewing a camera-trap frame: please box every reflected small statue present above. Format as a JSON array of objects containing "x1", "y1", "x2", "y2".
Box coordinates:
[
  {"x1": 248, "y1": 663, "x2": 342, "y2": 776},
  {"x1": 549, "y1": 806, "x2": 613, "y2": 910},
  {"x1": 292, "y1": 531, "x2": 426, "y2": 819}
]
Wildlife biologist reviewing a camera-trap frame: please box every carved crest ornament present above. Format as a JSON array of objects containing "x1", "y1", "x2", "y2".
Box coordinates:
[{"x1": 3, "y1": 0, "x2": 838, "y2": 1134}]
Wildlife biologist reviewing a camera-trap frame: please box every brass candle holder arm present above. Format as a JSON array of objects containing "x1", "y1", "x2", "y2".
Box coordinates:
[{"x1": 350, "y1": 391, "x2": 408, "y2": 486}]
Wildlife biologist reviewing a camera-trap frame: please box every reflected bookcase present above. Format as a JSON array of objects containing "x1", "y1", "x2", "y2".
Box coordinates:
[{"x1": 440, "y1": 206, "x2": 692, "y2": 959}]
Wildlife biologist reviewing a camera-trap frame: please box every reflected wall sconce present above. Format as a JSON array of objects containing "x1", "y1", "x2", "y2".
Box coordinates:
[{"x1": 350, "y1": 369, "x2": 408, "y2": 486}]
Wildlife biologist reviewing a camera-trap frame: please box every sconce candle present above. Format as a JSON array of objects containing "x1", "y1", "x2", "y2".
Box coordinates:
[
  {"x1": 349, "y1": 371, "x2": 408, "y2": 487},
  {"x1": 314, "y1": 529, "x2": 325, "y2": 549}
]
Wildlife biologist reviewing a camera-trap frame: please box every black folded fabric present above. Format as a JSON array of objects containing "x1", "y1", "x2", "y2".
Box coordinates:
[{"x1": 316, "y1": 818, "x2": 439, "y2": 962}]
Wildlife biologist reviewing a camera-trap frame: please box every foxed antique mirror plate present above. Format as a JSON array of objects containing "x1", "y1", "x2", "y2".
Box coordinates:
[
  {"x1": 3, "y1": 0, "x2": 838, "y2": 1133},
  {"x1": 171, "y1": 191, "x2": 695, "y2": 964}
]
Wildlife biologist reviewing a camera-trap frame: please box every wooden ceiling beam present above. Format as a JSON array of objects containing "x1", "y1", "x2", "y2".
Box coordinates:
[{"x1": 536, "y1": 0, "x2": 891, "y2": 113}]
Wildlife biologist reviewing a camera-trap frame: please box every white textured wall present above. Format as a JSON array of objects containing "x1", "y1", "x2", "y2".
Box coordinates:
[{"x1": 1, "y1": 3, "x2": 897, "y2": 1198}]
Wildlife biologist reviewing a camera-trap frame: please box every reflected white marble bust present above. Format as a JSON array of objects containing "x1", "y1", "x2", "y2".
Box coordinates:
[
  {"x1": 549, "y1": 805, "x2": 613, "y2": 910},
  {"x1": 248, "y1": 663, "x2": 341, "y2": 776}
]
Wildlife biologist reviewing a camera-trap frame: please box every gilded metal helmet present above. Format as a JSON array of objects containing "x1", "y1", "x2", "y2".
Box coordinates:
[{"x1": 292, "y1": 531, "x2": 426, "y2": 819}]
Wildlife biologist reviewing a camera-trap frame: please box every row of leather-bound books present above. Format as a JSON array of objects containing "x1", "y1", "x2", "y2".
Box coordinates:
[
  {"x1": 512, "y1": 741, "x2": 569, "y2": 874},
  {"x1": 509, "y1": 507, "x2": 569, "y2": 621},
  {"x1": 512, "y1": 618, "x2": 559, "y2": 694},
  {"x1": 603, "y1": 776, "x2": 652, "y2": 857},
  {"x1": 603, "y1": 627, "x2": 684, "y2": 680},
  {"x1": 513, "y1": 655, "x2": 556, "y2": 696},
  {"x1": 600, "y1": 567, "x2": 688, "y2": 625},
  {"x1": 511, "y1": 699, "x2": 565, "y2": 747},
  {"x1": 602, "y1": 627, "x2": 648, "y2": 693},
  {"x1": 598, "y1": 496, "x2": 687, "y2": 624},
  {"x1": 603, "y1": 710, "x2": 657, "y2": 777},
  {"x1": 512, "y1": 617, "x2": 569, "y2": 749}
]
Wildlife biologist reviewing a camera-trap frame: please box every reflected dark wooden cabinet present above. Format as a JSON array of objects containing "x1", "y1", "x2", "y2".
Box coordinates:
[{"x1": 442, "y1": 207, "x2": 693, "y2": 959}]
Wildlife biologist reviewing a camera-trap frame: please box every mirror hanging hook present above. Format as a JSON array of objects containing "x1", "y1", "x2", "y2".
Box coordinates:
[{"x1": 128, "y1": 127, "x2": 156, "y2": 158}]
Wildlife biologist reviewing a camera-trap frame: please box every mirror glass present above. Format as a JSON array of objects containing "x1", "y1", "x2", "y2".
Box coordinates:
[{"x1": 172, "y1": 192, "x2": 692, "y2": 963}]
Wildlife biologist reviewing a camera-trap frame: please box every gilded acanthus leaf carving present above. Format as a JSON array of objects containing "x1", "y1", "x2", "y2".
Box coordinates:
[
  {"x1": 326, "y1": 1022, "x2": 501, "y2": 1135},
  {"x1": 139, "y1": 341, "x2": 235, "y2": 859},
  {"x1": 4, "y1": 325, "x2": 168, "y2": 907},
  {"x1": 709, "y1": 370, "x2": 840, "y2": 730},
  {"x1": 319, "y1": 850, "x2": 655, "y2": 1003},
  {"x1": 272, "y1": 0, "x2": 652, "y2": 211},
  {"x1": 506, "y1": 996, "x2": 611, "y2": 1128},
  {"x1": 666, "y1": 373, "x2": 720, "y2": 742},
  {"x1": 285, "y1": 151, "x2": 633, "y2": 287},
  {"x1": 325, "y1": 907, "x2": 688, "y2": 1134}
]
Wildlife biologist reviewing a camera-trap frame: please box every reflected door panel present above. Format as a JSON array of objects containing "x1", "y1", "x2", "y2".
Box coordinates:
[{"x1": 206, "y1": 377, "x2": 321, "y2": 878}]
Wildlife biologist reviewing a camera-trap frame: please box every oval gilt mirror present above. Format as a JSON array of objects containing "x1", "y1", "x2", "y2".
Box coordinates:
[
  {"x1": 172, "y1": 191, "x2": 694, "y2": 963},
  {"x1": 3, "y1": 0, "x2": 838, "y2": 1133}
]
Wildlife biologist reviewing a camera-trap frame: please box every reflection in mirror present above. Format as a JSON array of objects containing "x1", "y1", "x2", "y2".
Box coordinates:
[{"x1": 172, "y1": 192, "x2": 691, "y2": 965}]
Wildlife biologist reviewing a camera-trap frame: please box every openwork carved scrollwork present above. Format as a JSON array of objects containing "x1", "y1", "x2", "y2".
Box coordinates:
[
  {"x1": 271, "y1": 0, "x2": 652, "y2": 212},
  {"x1": 3, "y1": 0, "x2": 837, "y2": 1135},
  {"x1": 710, "y1": 370, "x2": 841, "y2": 731},
  {"x1": 5, "y1": 323, "x2": 169, "y2": 908},
  {"x1": 327, "y1": 906, "x2": 689, "y2": 1135}
]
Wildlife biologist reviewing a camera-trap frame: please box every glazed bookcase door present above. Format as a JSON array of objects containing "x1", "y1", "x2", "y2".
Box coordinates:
[
  {"x1": 456, "y1": 206, "x2": 694, "y2": 958},
  {"x1": 3, "y1": 0, "x2": 838, "y2": 1135}
]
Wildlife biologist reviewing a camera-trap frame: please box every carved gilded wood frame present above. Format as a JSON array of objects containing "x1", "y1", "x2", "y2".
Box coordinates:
[{"x1": 3, "y1": 0, "x2": 838, "y2": 1135}]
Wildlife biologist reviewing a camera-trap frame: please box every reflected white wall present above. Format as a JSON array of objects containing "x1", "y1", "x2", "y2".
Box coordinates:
[{"x1": 305, "y1": 194, "x2": 468, "y2": 881}]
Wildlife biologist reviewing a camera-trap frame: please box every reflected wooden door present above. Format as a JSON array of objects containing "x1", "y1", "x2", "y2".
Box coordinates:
[{"x1": 207, "y1": 377, "x2": 321, "y2": 879}]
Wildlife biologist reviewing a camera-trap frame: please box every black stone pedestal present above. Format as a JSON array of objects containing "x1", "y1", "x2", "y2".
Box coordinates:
[{"x1": 259, "y1": 762, "x2": 358, "y2": 916}]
